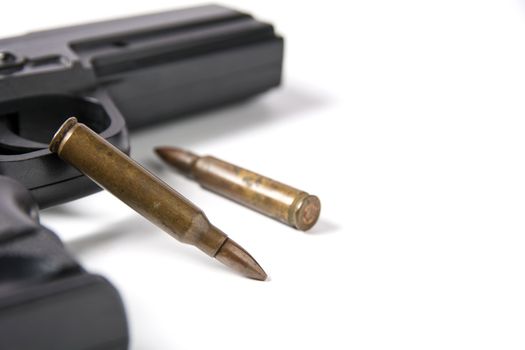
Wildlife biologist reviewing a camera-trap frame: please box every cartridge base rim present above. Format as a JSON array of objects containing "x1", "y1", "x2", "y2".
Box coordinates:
[
  {"x1": 291, "y1": 194, "x2": 321, "y2": 231},
  {"x1": 49, "y1": 117, "x2": 78, "y2": 154}
]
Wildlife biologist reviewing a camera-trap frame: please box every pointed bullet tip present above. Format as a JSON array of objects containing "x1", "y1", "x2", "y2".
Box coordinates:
[
  {"x1": 154, "y1": 146, "x2": 175, "y2": 160},
  {"x1": 154, "y1": 146, "x2": 198, "y2": 176},
  {"x1": 215, "y1": 238, "x2": 268, "y2": 281},
  {"x1": 154, "y1": 146, "x2": 172, "y2": 154}
]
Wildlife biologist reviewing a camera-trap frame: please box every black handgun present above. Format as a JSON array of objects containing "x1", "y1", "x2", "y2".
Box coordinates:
[{"x1": 0, "y1": 5, "x2": 283, "y2": 349}]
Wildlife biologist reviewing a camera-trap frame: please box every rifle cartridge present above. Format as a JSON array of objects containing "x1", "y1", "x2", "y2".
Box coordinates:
[
  {"x1": 49, "y1": 118, "x2": 267, "y2": 280},
  {"x1": 155, "y1": 147, "x2": 321, "y2": 231}
]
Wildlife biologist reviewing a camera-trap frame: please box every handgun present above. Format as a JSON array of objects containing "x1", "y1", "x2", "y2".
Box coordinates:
[{"x1": 0, "y1": 5, "x2": 283, "y2": 349}]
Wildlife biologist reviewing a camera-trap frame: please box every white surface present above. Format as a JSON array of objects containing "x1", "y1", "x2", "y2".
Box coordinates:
[{"x1": 3, "y1": 1, "x2": 525, "y2": 349}]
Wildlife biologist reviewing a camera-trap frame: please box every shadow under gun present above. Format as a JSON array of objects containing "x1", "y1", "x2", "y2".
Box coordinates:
[{"x1": 0, "y1": 5, "x2": 283, "y2": 349}]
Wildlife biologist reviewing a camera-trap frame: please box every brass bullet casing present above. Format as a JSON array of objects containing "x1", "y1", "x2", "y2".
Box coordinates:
[
  {"x1": 155, "y1": 147, "x2": 321, "y2": 231},
  {"x1": 50, "y1": 118, "x2": 267, "y2": 280}
]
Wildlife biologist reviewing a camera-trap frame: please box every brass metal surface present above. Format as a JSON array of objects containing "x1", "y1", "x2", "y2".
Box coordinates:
[
  {"x1": 155, "y1": 147, "x2": 321, "y2": 231},
  {"x1": 50, "y1": 118, "x2": 267, "y2": 280}
]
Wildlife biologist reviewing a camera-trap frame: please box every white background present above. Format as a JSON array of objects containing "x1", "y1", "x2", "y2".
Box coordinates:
[{"x1": 3, "y1": 1, "x2": 525, "y2": 349}]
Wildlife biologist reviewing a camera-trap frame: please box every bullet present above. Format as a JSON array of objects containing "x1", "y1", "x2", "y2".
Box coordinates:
[
  {"x1": 49, "y1": 118, "x2": 267, "y2": 281},
  {"x1": 155, "y1": 147, "x2": 321, "y2": 231}
]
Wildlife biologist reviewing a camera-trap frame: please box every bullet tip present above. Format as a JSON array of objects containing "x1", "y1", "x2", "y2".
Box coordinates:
[
  {"x1": 153, "y1": 146, "x2": 174, "y2": 155},
  {"x1": 215, "y1": 238, "x2": 268, "y2": 281},
  {"x1": 155, "y1": 146, "x2": 199, "y2": 176}
]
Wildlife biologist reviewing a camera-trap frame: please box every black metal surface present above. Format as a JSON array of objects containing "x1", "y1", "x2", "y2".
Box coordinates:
[{"x1": 0, "y1": 272, "x2": 129, "y2": 350}]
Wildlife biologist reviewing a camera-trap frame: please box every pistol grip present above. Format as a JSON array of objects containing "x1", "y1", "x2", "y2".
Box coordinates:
[
  {"x1": 0, "y1": 176, "x2": 129, "y2": 350},
  {"x1": 0, "y1": 175, "x2": 80, "y2": 281}
]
